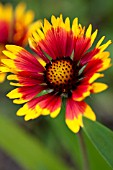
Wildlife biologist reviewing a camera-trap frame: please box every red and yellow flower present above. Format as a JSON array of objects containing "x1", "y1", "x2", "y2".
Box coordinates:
[
  {"x1": 0, "y1": 2, "x2": 41, "y2": 82},
  {"x1": 1, "y1": 15, "x2": 111, "y2": 133}
]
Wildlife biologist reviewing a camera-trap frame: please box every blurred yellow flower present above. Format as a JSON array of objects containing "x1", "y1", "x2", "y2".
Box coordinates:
[{"x1": 0, "y1": 2, "x2": 41, "y2": 83}]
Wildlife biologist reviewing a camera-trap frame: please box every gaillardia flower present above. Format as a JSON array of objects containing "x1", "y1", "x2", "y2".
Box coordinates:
[
  {"x1": 1, "y1": 15, "x2": 111, "y2": 133},
  {"x1": 0, "y1": 2, "x2": 41, "y2": 82}
]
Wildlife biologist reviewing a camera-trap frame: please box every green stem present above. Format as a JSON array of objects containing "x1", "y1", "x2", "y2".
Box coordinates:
[{"x1": 77, "y1": 130, "x2": 89, "y2": 170}]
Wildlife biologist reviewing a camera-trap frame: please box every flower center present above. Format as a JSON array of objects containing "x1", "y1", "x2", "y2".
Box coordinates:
[{"x1": 45, "y1": 58, "x2": 78, "y2": 93}]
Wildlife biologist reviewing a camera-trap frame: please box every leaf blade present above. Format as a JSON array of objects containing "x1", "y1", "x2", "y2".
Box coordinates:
[{"x1": 83, "y1": 117, "x2": 113, "y2": 168}]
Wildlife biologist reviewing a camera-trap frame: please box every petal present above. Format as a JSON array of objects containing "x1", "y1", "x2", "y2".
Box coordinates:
[
  {"x1": 36, "y1": 93, "x2": 62, "y2": 118},
  {"x1": 72, "y1": 18, "x2": 79, "y2": 36},
  {"x1": 7, "y1": 88, "x2": 23, "y2": 99},
  {"x1": 17, "y1": 98, "x2": 41, "y2": 120},
  {"x1": 18, "y1": 85, "x2": 46, "y2": 101},
  {"x1": 65, "y1": 97, "x2": 96, "y2": 133},
  {"x1": 0, "y1": 20, "x2": 10, "y2": 43},
  {"x1": 17, "y1": 95, "x2": 48, "y2": 117},
  {"x1": 30, "y1": 16, "x2": 74, "y2": 60},
  {"x1": 2, "y1": 59, "x2": 16, "y2": 68},
  {"x1": 17, "y1": 93, "x2": 62, "y2": 121},
  {"x1": 93, "y1": 52, "x2": 111, "y2": 72},
  {"x1": 0, "y1": 3, "x2": 13, "y2": 22},
  {"x1": 65, "y1": 98, "x2": 85, "y2": 133},
  {"x1": 13, "y1": 2, "x2": 35, "y2": 46},
  {"x1": 99, "y1": 40, "x2": 112, "y2": 52},
  {"x1": 0, "y1": 66, "x2": 12, "y2": 72},
  {"x1": 39, "y1": 28, "x2": 73, "y2": 59},
  {"x1": 49, "y1": 96, "x2": 62, "y2": 118},
  {"x1": 85, "y1": 24, "x2": 92, "y2": 38},
  {"x1": 90, "y1": 29, "x2": 98, "y2": 45},
  {"x1": 73, "y1": 24, "x2": 98, "y2": 63},
  {"x1": 15, "y1": 3, "x2": 26, "y2": 19},
  {"x1": 74, "y1": 37, "x2": 91, "y2": 62},
  {"x1": 65, "y1": 17, "x2": 70, "y2": 31},
  {"x1": 3, "y1": 45, "x2": 45, "y2": 73},
  {"x1": 7, "y1": 85, "x2": 46, "y2": 103},
  {"x1": 0, "y1": 73, "x2": 6, "y2": 83},
  {"x1": 3, "y1": 50, "x2": 17, "y2": 59},
  {"x1": 83, "y1": 58, "x2": 103, "y2": 80},
  {"x1": 7, "y1": 74, "x2": 18, "y2": 81},
  {"x1": 99, "y1": 58, "x2": 111, "y2": 72},
  {"x1": 91, "y1": 82, "x2": 108, "y2": 93},
  {"x1": 28, "y1": 20, "x2": 42, "y2": 36},
  {"x1": 0, "y1": 4, "x2": 13, "y2": 43},
  {"x1": 72, "y1": 83, "x2": 91, "y2": 101},
  {"x1": 96, "y1": 36, "x2": 105, "y2": 48},
  {"x1": 80, "y1": 48, "x2": 100, "y2": 65},
  {"x1": 89, "y1": 73, "x2": 104, "y2": 84},
  {"x1": 11, "y1": 72, "x2": 44, "y2": 87},
  {"x1": 29, "y1": 38, "x2": 50, "y2": 63},
  {"x1": 7, "y1": 71, "x2": 44, "y2": 88},
  {"x1": 96, "y1": 52, "x2": 111, "y2": 72},
  {"x1": 83, "y1": 104, "x2": 96, "y2": 121},
  {"x1": 65, "y1": 117, "x2": 81, "y2": 133}
]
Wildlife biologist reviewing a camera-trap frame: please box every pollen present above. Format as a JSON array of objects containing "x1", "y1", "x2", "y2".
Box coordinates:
[{"x1": 45, "y1": 58, "x2": 77, "y2": 93}]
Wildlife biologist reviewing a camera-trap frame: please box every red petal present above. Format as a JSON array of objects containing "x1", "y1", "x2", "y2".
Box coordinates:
[
  {"x1": 38, "y1": 28, "x2": 73, "y2": 59},
  {"x1": 80, "y1": 48, "x2": 100, "y2": 65},
  {"x1": 66, "y1": 98, "x2": 86, "y2": 119},
  {"x1": 65, "y1": 97, "x2": 96, "y2": 133},
  {"x1": 72, "y1": 83, "x2": 90, "y2": 101},
  {"x1": 15, "y1": 49, "x2": 45, "y2": 72},
  {"x1": 74, "y1": 37, "x2": 91, "y2": 62},
  {"x1": 0, "y1": 21, "x2": 10, "y2": 43},
  {"x1": 28, "y1": 93, "x2": 62, "y2": 117},
  {"x1": 18, "y1": 85, "x2": 46, "y2": 100},
  {"x1": 83, "y1": 58, "x2": 103, "y2": 80}
]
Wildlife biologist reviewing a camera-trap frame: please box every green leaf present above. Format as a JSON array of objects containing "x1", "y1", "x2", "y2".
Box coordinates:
[
  {"x1": 82, "y1": 131, "x2": 112, "y2": 170},
  {"x1": 0, "y1": 114, "x2": 69, "y2": 170},
  {"x1": 83, "y1": 117, "x2": 113, "y2": 169}
]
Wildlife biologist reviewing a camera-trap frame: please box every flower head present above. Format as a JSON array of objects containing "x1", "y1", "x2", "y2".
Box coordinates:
[
  {"x1": 0, "y1": 2, "x2": 41, "y2": 82},
  {"x1": 1, "y1": 15, "x2": 112, "y2": 133}
]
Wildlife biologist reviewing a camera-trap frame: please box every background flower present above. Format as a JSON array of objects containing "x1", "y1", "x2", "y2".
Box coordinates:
[{"x1": 0, "y1": 2, "x2": 41, "y2": 83}]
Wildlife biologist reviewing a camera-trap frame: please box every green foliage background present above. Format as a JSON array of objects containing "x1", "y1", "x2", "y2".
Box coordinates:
[{"x1": 0, "y1": 0, "x2": 113, "y2": 170}]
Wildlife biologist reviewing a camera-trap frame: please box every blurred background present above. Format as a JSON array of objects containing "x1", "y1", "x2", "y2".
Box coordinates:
[{"x1": 0, "y1": 0, "x2": 113, "y2": 170}]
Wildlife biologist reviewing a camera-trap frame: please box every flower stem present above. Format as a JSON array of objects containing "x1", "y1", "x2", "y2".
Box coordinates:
[{"x1": 77, "y1": 130, "x2": 89, "y2": 170}]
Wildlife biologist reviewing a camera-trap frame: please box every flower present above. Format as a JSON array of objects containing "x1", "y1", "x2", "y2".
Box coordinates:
[
  {"x1": 0, "y1": 2, "x2": 41, "y2": 83},
  {"x1": 1, "y1": 15, "x2": 111, "y2": 133}
]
